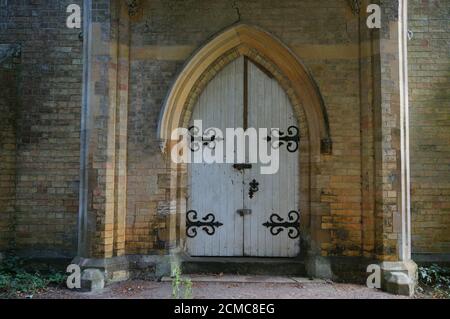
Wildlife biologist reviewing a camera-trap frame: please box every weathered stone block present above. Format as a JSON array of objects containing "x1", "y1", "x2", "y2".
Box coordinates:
[
  {"x1": 381, "y1": 260, "x2": 418, "y2": 296},
  {"x1": 110, "y1": 270, "x2": 129, "y2": 282},
  {"x1": 306, "y1": 255, "x2": 334, "y2": 280},
  {"x1": 81, "y1": 269, "x2": 105, "y2": 292}
]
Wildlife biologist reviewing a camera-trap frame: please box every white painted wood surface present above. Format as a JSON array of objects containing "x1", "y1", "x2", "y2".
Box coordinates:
[
  {"x1": 187, "y1": 57, "x2": 244, "y2": 256},
  {"x1": 187, "y1": 57, "x2": 300, "y2": 257},
  {"x1": 244, "y1": 61, "x2": 300, "y2": 257}
]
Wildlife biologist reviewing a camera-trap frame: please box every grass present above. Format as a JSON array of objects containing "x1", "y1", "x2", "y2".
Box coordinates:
[
  {"x1": 0, "y1": 254, "x2": 67, "y2": 299},
  {"x1": 171, "y1": 265, "x2": 193, "y2": 299}
]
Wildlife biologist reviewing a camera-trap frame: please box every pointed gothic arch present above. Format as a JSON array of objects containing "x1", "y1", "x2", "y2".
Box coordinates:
[{"x1": 157, "y1": 24, "x2": 331, "y2": 156}]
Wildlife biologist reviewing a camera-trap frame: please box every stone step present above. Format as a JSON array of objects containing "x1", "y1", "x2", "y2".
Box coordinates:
[{"x1": 181, "y1": 257, "x2": 307, "y2": 277}]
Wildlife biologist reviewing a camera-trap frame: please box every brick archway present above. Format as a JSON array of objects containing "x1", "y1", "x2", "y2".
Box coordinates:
[{"x1": 158, "y1": 24, "x2": 331, "y2": 258}]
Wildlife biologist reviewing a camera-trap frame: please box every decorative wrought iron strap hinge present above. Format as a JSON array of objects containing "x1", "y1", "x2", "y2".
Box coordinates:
[
  {"x1": 186, "y1": 210, "x2": 223, "y2": 238},
  {"x1": 188, "y1": 126, "x2": 223, "y2": 152},
  {"x1": 266, "y1": 126, "x2": 300, "y2": 153},
  {"x1": 262, "y1": 211, "x2": 301, "y2": 239}
]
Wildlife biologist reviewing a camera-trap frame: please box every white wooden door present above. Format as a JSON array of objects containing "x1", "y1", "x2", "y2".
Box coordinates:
[
  {"x1": 187, "y1": 57, "x2": 244, "y2": 256},
  {"x1": 187, "y1": 57, "x2": 300, "y2": 257},
  {"x1": 244, "y1": 60, "x2": 300, "y2": 257}
]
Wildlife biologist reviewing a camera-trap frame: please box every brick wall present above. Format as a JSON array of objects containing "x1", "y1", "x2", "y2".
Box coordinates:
[
  {"x1": 0, "y1": 0, "x2": 83, "y2": 257},
  {"x1": 0, "y1": 65, "x2": 17, "y2": 251},
  {"x1": 1, "y1": 0, "x2": 447, "y2": 261},
  {"x1": 83, "y1": 0, "x2": 129, "y2": 258},
  {"x1": 409, "y1": 0, "x2": 450, "y2": 255},
  {"x1": 127, "y1": 0, "x2": 364, "y2": 256}
]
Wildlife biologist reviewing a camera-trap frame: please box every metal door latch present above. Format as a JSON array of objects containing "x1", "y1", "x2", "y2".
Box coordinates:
[
  {"x1": 233, "y1": 163, "x2": 252, "y2": 171},
  {"x1": 236, "y1": 209, "x2": 252, "y2": 216}
]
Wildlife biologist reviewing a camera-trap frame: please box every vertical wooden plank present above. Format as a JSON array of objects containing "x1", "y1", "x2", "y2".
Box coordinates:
[
  {"x1": 243, "y1": 57, "x2": 252, "y2": 256},
  {"x1": 280, "y1": 86, "x2": 289, "y2": 257},
  {"x1": 243, "y1": 57, "x2": 248, "y2": 130},
  {"x1": 234, "y1": 58, "x2": 245, "y2": 256}
]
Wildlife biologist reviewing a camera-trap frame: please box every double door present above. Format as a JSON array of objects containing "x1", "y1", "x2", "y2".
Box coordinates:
[{"x1": 186, "y1": 57, "x2": 300, "y2": 257}]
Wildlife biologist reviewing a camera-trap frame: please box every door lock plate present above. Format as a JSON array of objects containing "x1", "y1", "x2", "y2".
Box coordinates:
[{"x1": 236, "y1": 209, "x2": 252, "y2": 216}]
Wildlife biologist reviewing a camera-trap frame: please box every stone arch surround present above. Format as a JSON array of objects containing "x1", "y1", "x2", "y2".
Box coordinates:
[{"x1": 158, "y1": 24, "x2": 332, "y2": 155}]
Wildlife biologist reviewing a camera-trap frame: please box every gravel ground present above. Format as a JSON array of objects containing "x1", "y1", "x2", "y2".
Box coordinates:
[{"x1": 32, "y1": 277, "x2": 415, "y2": 299}]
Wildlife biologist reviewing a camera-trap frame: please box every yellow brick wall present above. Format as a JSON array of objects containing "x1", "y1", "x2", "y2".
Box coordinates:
[
  {"x1": 126, "y1": 0, "x2": 364, "y2": 256},
  {"x1": 409, "y1": 0, "x2": 450, "y2": 255},
  {"x1": 0, "y1": 0, "x2": 448, "y2": 261},
  {"x1": 0, "y1": 68, "x2": 17, "y2": 251}
]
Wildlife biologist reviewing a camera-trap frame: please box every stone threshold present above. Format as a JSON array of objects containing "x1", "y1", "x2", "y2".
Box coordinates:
[
  {"x1": 180, "y1": 256, "x2": 307, "y2": 277},
  {"x1": 161, "y1": 274, "x2": 326, "y2": 284}
]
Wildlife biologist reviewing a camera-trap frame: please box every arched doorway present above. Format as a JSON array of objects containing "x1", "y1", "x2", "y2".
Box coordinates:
[{"x1": 157, "y1": 24, "x2": 331, "y2": 260}]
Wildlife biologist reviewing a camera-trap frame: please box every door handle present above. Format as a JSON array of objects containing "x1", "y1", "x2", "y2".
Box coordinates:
[{"x1": 236, "y1": 209, "x2": 252, "y2": 217}]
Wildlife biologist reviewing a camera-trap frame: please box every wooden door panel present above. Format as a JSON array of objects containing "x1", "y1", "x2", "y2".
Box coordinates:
[
  {"x1": 244, "y1": 60, "x2": 300, "y2": 257},
  {"x1": 187, "y1": 57, "x2": 244, "y2": 256}
]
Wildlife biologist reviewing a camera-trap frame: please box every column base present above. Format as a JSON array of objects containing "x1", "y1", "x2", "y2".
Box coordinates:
[
  {"x1": 380, "y1": 260, "x2": 418, "y2": 296},
  {"x1": 81, "y1": 269, "x2": 105, "y2": 292},
  {"x1": 71, "y1": 254, "x2": 173, "y2": 284},
  {"x1": 305, "y1": 255, "x2": 334, "y2": 280}
]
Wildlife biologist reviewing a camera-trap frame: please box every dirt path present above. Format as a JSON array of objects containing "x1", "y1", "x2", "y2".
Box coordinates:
[{"x1": 34, "y1": 275, "x2": 413, "y2": 299}]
